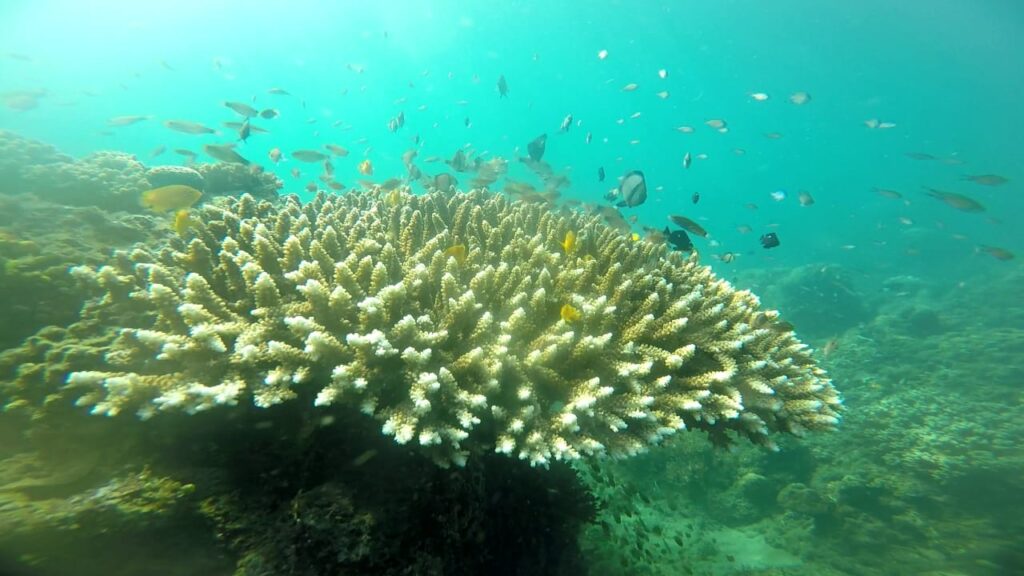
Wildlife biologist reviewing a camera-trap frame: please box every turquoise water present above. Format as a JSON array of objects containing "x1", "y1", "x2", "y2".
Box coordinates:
[{"x1": 1, "y1": 1, "x2": 1021, "y2": 575}]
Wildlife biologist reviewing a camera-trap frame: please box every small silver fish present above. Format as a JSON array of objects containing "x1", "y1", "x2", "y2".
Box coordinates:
[{"x1": 560, "y1": 113, "x2": 573, "y2": 132}]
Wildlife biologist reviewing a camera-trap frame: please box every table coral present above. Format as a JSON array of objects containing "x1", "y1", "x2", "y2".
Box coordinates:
[{"x1": 61, "y1": 189, "x2": 841, "y2": 467}]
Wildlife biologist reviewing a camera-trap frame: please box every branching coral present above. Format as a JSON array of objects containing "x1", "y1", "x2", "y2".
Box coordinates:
[{"x1": 60, "y1": 189, "x2": 840, "y2": 466}]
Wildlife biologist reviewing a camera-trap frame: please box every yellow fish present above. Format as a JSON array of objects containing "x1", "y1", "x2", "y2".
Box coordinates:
[
  {"x1": 172, "y1": 209, "x2": 194, "y2": 237},
  {"x1": 444, "y1": 244, "x2": 467, "y2": 264},
  {"x1": 140, "y1": 185, "x2": 202, "y2": 213},
  {"x1": 560, "y1": 231, "x2": 576, "y2": 254},
  {"x1": 386, "y1": 188, "x2": 402, "y2": 207},
  {"x1": 560, "y1": 303, "x2": 581, "y2": 323}
]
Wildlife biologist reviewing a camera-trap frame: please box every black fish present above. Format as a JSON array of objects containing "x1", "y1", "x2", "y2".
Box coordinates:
[
  {"x1": 527, "y1": 133, "x2": 547, "y2": 162},
  {"x1": 497, "y1": 74, "x2": 509, "y2": 97},
  {"x1": 598, "y1": 166, "x2": 605, "y2": 182},
  {"x1": 760, "y1": 232, "x2": 780, "y2": 249},
  {"x1": 616, "y1": 170, "x2": 647, "y2": 208},
  {"x1": 691, "y1": 191, "x2": 700, "y2": 204},
  {"x1": 663, "y1": 227, "x2": 693, "y2": 252}
]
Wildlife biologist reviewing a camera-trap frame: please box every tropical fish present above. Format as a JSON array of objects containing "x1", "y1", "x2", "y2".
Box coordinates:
[
  {"x1": 676, "y1": 125, "x2": 695, "y2": 133},
  {"x1": 325, "y1": 144, "x2": 349, "y2": 157},
  {"x1": 358, "y1": 159, "x2": 373, "y2": 175},
  {"x1": 789, "y1": 91, "x2": 811, "y2": 105},
  {"x1": 434, "y1": 173, "x2": 457, "y2": 190},
  {"x1": 561, "y1": 231, "x2": 576, "y2": 254},
  {"x1": 963, "y1": 174, "x2": 1008, "y2": 187},
  {"x1": 664, "y1": 227, "x2": 693, "y2": 252},
  {"x1": 750, "y1": 92, "x2": 769, "y2": 101},
  {"x1": 237, "y1": 118, "x2": 251, "y2": 142},
  {"x1": 615, "y1": 171, "x2": 647, "y2": 208},
  {"x1": 203, "y1": 144, "x2": 249, "y2": 165},
  {"x1": 597, "y1": 49, "x2": 608, "y2": 60},
  {"x1": 924, "y1": 188, "x2": 985, "y2": 212},
  {"x1": 658, "y1": 69, "x2": 667, "y2": 79},
  {"x1": 527, "y1": 134, "x2": 547, "y2": 162},
  {"x1": 905, "y1": 152, "x2": 935, "y2": 160},
  {"x1": 443, "y1": 244, "x2": 467, "y2": 264},
  {"x1": 560, "y1": 113, "x2": 573, "y2": 132},
  {"x1": 655, "y1": 90, "x2": 670, "y2": 99},
  {"x1": 622, "y1": 83, "x2": 638, "y2": 92},
  {"x1": 172, "y1": 209, "x2": 194, "y2": 237},
  {"x1": 163, "y1": 120, "x2": 216, "y2": 134},
  {"x1": 267, "y1": 87, "x2": 291, "y2": 96},
  {"x1": 705, "y1": 119, "x2": 727, "y2": 130},
  {"x1": 874, "y1": 187, "x2": 903, "y2": 199},
  {"x1": 822, "y1": 338, "x2": 839, "y2": 358},
  {"x1": 668, "y1": 215, "x2": 708, "y2": 238},
  {"x1": 445, "y1": 149, "x2": 470, "y2": 172},
  {"x1": 223, "y1": 121, "x2": 268, "y2": 134},
  {"x1": 107, "y1": 115, "x2": 151, "y2": 127},
  {"x1": 268, "y1": 147, "x2": 282, "y2": 163},
  {"x1": 598, "y1": 167, "x2": 605, "y2": 182},
  {"x1": 259, "y1": 108, "x2": 279, "y2": 119},
  {"x1": 497, "y1": 74, "x2": 509, "y2": 97},
  {"x1": 691, "y1": 191, "x2": 700, "y2": 204},
  {"x1": 560, "y1": 303, "x2": 581, "y2": 323},
  {"x1": 798, "y1": 191, "x2": 815, "y2": 206},
  {"x1": 682, "y1": 152, "x2": 691, "y2": 169},
  {"x1": 770, "y1": 190, "x2": 787, "y2": 202},
  {"x1": 977, "y1": 245, "x2": 1014, "y2": 261},
  {"x1": 140, "y1": 185, "x2": 202, "y2": 212},
  {"x1": 224, "y1": 101, "x2": 259, "y2": 117},
  {"x1": 760, "y1": 232, "x2": 781, "y2": 249},
  {"x1": 291, "y1": 149, "x2": 329, "y2": 162}
]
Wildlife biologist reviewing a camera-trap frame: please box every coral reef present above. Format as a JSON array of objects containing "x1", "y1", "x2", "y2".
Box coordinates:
[
  {"x1": 17, "y1": 151, "x2": 151, "y2": 212},
  {"x1": 54, "y1": 189, "x2": 839, "y2": 467},
  {"x1": 751, "y1": 264, "x2": 873, "y2": 339},
  {"x1": 0, "y1": 130, "x2": 72, "y2": 196},
  {"x1": 0, "y1": 193, "x2": 170, "y2": 351},
  {"x1": 195, "y1": 162, "x2": 282, "y2": 202},
  {"x1": 145, "y1": 165, "x2": 206, "y2": 191}
]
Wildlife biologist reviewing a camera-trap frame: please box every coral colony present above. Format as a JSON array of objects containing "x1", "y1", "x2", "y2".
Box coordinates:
[{"x1": 63, "y1": 189, "x2": 840, "y2": 467}]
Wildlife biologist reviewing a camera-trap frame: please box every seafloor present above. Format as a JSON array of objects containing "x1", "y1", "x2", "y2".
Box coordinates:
[{"x1": 0, "y1": 131, "x2": 1020, "y2": 576}]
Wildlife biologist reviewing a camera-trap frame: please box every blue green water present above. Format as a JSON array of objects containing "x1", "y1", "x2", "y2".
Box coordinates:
[{"x1": 1, "y1": 1, "x2": 1022, "y2": 575}]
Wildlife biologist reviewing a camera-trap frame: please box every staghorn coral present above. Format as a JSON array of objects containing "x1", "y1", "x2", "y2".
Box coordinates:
[{"x1": 60, "y1": 189, "x2": 840, "y2": 467}]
